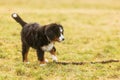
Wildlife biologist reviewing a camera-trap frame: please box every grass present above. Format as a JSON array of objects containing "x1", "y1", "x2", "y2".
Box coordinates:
[{"x1": 0, "y1": 0, "x2": 120, "y2": 80}]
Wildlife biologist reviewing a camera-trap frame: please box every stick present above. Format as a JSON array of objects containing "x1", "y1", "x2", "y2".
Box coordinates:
[{"x1": 55, "y1": 59, "x2": 120, "y2": 65}]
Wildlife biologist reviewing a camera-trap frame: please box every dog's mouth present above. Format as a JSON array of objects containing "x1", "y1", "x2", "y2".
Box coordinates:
[
  {"x1": 53, "y1": 35, "x2": 65, "y2": 42},
  {"x1": 58, "y1": 34, "x2": 64, "y2": 42}
]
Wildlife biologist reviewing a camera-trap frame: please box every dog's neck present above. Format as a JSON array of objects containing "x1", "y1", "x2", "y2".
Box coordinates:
[
  {"x1": 45, "y1": 35, "x2": 56, "y2": 44},
  {"x1": 46, "y1": 35, "x2": 51, "y2": 43},
  {"x1": 44, "y1": 26, "x2": 52, "y2": 43}
]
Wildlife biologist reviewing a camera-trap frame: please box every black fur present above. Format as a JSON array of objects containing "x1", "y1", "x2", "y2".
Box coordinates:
[{"x1": 11, "y1": 13, "x2": 64, "y2": 63}]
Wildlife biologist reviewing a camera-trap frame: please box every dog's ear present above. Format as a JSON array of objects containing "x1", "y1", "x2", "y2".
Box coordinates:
[{"x1": 45, "y1": 28, "x2": 55, "y2": 41}]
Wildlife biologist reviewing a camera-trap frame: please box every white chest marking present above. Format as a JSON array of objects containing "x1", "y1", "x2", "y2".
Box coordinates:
[{"x1": 41, "y1": 43, "x2": 54, "y2": 51}]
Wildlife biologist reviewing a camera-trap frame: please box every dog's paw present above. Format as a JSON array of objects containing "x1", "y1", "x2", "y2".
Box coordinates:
[
  {"x1": 45, "y1": 59, "x2": 49, "y2": 63},
  {"x1": 26, "y1": 62, "x2": 30, "y2": 64},
  {"x1": 51, "y1": 55, "x2": 58, "y2": 62},
  {"x1": 40, "y1": 63, "x2": 47, "y2": 66},
  {"x1": 24, "y1": 61, "x2": 30, "y2": 64},
  {"x1": 39, "y1": 59, "x2": 48, "y2": 66}
]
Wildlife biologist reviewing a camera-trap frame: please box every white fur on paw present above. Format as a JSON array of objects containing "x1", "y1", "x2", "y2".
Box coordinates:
[
  {"x1": 26, "y1": 62, "x2": 30, "y2": 64},
  {"x1": 24, "y1": 61, "x2": 30, "y2": 64},
  {"x1": 12, "y1": 13, "x2": 17, "y2": 18},
  {"x1": 40, "y1": 63, "x2": 46, "y2": 66},
  {"x1": 51, "y1": 55, "x2": 58, "y2": 62},
  {"x1": 45, "y1": 59, "x2": 49, "y2": 63}
]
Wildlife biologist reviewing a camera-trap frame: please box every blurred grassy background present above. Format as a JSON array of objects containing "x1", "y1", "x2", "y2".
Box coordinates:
[{"x1": 0, "y1": 0, "x2": 120, "y2": 80}]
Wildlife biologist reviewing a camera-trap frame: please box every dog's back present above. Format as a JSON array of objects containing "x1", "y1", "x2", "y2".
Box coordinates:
[
  {"x1": 22, "y1": 23, "x2": 46, "y2": 48},
  {"x1": 11, "y1": 13, "x2": 46, "y2": 48}
]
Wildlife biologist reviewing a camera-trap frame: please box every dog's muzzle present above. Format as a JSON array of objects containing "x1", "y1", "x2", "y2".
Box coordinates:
[{"x1": 59, "y1": 34, "x2": 64, "y2": 42}]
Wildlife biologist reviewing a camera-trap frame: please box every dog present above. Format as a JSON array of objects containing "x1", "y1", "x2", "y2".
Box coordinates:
[{"x1": 11, "y1": 13, "x2": 64, "y2": 66}]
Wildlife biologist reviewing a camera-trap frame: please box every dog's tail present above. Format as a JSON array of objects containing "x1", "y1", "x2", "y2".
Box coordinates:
[{"x1": 11, "y1": 13, "x2": 27, "y2": 27}]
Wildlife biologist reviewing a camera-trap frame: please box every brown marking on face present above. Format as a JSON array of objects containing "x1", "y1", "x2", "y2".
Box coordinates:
[{"x1": 52, "y1": 36, "x2": 60, "y2": 42}]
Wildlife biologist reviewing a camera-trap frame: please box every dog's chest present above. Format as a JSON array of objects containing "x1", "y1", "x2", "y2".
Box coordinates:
[{"x1": 41, "y1": 43, "x2": 54, "y2": 51}]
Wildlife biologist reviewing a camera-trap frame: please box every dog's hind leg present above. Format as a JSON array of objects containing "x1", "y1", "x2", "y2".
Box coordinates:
[
  {"x1": 36, "y1": 49, "x2": 46, "y2": 66},
  {"x1": 22, "y1": 44, "x2": 30, "y2": 63}
]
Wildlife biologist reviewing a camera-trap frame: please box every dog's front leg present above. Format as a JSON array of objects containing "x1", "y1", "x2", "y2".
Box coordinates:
[
  {"x1": 36, "y1": 49, "x2": 46, "y2": 66},
  {"x1": 50, "y1": 47, "x2": 58, "y2": 62}
]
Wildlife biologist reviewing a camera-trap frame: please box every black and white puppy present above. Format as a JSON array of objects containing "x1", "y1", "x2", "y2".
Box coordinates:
[{"x1": 11, "y1": 13, "x2": 64, "y2": 66}]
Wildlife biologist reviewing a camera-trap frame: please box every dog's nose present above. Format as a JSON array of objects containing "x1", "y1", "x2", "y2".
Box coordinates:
[{"x1": 62, "y1": 38, "x2": 65, "y2": 41}]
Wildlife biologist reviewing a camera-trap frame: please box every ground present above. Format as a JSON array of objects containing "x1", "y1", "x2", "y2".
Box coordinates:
[{"x1": 0, "y1": 0, "x2": 120, "y2": 80}]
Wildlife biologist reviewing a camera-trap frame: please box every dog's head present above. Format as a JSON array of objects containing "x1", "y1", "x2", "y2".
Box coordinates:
[{"x1": 45, "y1": 23, "x2": 64, "y2": 42}]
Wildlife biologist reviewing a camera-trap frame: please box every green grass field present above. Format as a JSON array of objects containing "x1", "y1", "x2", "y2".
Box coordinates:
[{"x1": 0, "y1": 0, "x2": 120, "y2": 80}]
